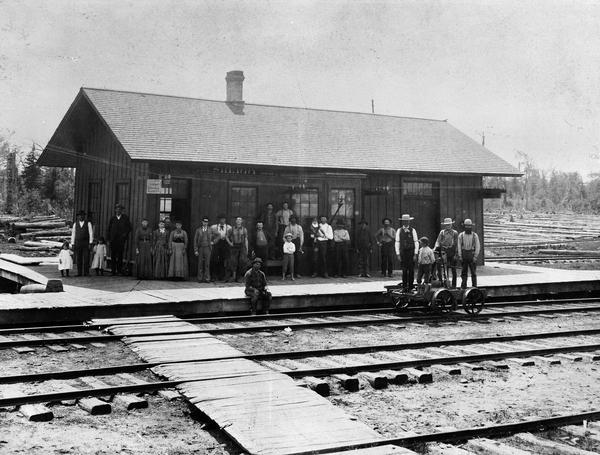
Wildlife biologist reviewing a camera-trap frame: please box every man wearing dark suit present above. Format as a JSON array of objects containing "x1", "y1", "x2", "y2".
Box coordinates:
[
  {"x1": 70, "y1": 210, "x2": 94, "y2": 276},
  {"x1": 107, "y1": 203, "x2": 132, "y2": 275}
]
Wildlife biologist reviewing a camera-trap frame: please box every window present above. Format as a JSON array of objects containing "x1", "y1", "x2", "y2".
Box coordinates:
[
  {"x1": 329, "y1": 189, "x2": 354, "y2": 220},
  {"x1": 87, "y1": 181, "x2": 102, "y2": 224},
  {"x1": 230, "y1": 186, "x2": 257, "y2": 218},
  {"x1": 115, "y1": 182, "x2": 130, "y2": 210},
  {"x1": 290, "y1": 189, "x2": 319, "y2": 223},
  {"x1": 403, "y1": 181, "x2": 433, "y2": 197}
]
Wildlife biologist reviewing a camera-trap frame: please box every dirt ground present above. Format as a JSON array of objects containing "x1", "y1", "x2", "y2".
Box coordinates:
[
  {"x1": 0, "y1": 336, "x2": 240, "y2": 455},
  {"x1": 0, "y1": 395, "x2": 237, "y2": 455}
]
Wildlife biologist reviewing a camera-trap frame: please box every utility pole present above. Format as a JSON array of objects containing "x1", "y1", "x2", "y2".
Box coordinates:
[{"x1": 5, "y1": 150, "x2": 17, "y2": 214}]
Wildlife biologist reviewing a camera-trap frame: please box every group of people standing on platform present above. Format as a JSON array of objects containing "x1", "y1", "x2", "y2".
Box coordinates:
[
  {"x1": 58, "y1": 201, "x2": 480, "y2": 292},
  {"x1": 375, "y1": 214, "x2": 481, "y2": 292}
]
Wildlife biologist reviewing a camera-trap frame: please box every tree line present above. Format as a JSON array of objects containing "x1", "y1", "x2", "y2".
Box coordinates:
[
  {"x1": 484, "y1": 157, "x2": 600, "y2": 213},
  {"x1": 0, "y1": 136, "x2": 74, "y2": 218}
]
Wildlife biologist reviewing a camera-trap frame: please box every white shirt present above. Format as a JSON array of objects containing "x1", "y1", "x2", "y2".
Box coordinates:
[
  {"x1": 283, "y1": 241, "x2": 296, "y2": 254},
  {"x1": 394, "y1": 226, "x2": 419, "y2": 256},
  {"x1": 316, "y1": 223, "x2": 333, "y2": 241},
  {"x1": 71, "y1": 220, "x2": 94, "y2": 245}
]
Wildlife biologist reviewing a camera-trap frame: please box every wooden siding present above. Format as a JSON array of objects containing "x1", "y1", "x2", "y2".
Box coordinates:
[{"x1": 73, "y1": 116, "x2": 147, "y2": 262}]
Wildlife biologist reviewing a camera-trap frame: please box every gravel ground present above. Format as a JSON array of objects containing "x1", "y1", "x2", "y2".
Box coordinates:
[
  {"x1": 217, "y1": 310, "x2": 600, "y2": 355},
  {"x1": 0, "y1": 335, "x2": 241, "y2": 455},
  {"x1": 328, "y1": 361, "x2": 600, "y2": 448},
  {"x1": 0, "y1": 394, "x2": 237, "y2": 455}
]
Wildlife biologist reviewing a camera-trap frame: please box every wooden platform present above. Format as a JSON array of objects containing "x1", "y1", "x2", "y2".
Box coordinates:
[
  {"x1": 1, "y1": 262, "x2": 599, "y2": 325},
  {"x1": 101, "y1": 316, "x2": 391, "y2": 455},
  {"x1": 0, "y1": 257, "x2": 62, "y2": 293}
]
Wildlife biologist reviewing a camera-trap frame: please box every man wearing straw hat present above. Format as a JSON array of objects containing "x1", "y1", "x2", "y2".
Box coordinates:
[
  {"x1": 457, "y1": 218, "x2": 480, "y2": 288},
  {"x1": 395, "y1": 214, "x2": 419, "y2": 291},
  {"x1": 434, "y1": 217, "x2": 459, "y2": 288}
]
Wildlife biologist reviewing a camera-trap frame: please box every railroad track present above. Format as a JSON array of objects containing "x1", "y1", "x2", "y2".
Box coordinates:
[
  {"x1": 2, "y1": 326, "x2": 600, "y2": 407},
  {"x1": 490, "y1": 255, "x2": 600, "y2": 262},
  {"x1": 2, "y1": 297, "x2": 600, "y2": 348},
  {"x1": 287, "y1": 412, "x2": 600, "y2": 454}
]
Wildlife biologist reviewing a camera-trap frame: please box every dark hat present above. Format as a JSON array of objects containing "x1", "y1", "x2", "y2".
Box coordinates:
[
  {"x1": 289, "y1": 215, "x2": 297, "y2": 221},
  {"x1": 114, "y1": 203, "x2": 124, "y2": 209},
  {"x1": 76, "y1": 210, "x2": 86, "y2": 216},
  {"x1": 359, "y1": 219, "x2": 368, "y2": 225},
  {"x1": 202, "y1": 216, "x2": 209, "y2": 222},
  {"x1": 335, "y1": 218, "x2": 345, "y2": 227},
  {"x1": 252, "y1": 257, "x2": 263, "y2": 264},
  {"x1": 217, "y1": 213, "x2": 227, "y2": 219},
  {"x1": 382, "y1": 217, "x2": 392, "y2": 224}
]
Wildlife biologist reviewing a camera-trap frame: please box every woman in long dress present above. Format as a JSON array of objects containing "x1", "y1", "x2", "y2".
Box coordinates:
[
  {"x1": 168, "y1": 220, "x2": 189, "y2": 279},
  {"x1": 153, "y1": 220, "x2": 170, "y2": 279},
  {"x1": 135, "y1": 218, "x2": 154, "y2": 279}
]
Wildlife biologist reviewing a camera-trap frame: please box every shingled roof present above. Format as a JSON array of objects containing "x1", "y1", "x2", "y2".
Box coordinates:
[{"x1": 40, "y1": 87, "x2": 520, "y2": 176}]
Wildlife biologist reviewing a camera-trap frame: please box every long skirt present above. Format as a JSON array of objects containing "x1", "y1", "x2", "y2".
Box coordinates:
[
  {"x1": 168, "y1": 242, "x2": 189, "y2": 279},
  {"x1": 153, "y1": 244, "x2": 169, "y2": 279},
  {"x1": 137, "y1": 242, "x2": 153, "y2": 279}
]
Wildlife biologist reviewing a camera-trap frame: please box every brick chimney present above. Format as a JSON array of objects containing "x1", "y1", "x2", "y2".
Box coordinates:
[{"x1": 225, "y1": 70, "x2": 244, "y2": 103}]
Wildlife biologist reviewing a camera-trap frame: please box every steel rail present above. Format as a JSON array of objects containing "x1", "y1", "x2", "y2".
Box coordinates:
[
  {"x1": 1, "y1": 301, "x2": 599, "y2": 347},
  {"x1": 2, "y1": 327, "x2": 600, "y2": 385},
  {"x1": 285, "y1": 411, "x2": 600, "y2": 455},
  {"x1": 2, "y1": 342, "x2": 600, "y2": 407},
  {"x1": 1, "y1": 296, "x2": 598, "y2": 335}
]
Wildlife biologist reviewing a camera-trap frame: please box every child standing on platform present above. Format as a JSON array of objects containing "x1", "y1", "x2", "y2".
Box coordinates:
[
  {"x1": 58, "y1": 241, "x2": 73, "y2": 277},
  {"x1": 282, "y1": 232, "x2": 296, "y2": 280},
  {"x1": 417, "y1": 237, "x2": 435, "y2": 284},
  {"x1": 91, "y1": 237, "x2": 108, "y2": 275}
]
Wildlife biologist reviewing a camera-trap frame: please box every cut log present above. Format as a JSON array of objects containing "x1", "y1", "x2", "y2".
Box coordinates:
[{"x1": 13, "y1": 221, "x2": 67, "y2": 230}]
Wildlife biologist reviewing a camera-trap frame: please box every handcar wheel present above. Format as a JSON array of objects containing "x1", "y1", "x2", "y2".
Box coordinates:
[
  {"x1": 431, "y1": 289, "x2": 455, "y2": 313},
  {"x1": 463, "y1": 287, "x2": 485, "y2": 314},
  {"x1": 392, "y1": 292, "x2": 410, "y2": 310}
]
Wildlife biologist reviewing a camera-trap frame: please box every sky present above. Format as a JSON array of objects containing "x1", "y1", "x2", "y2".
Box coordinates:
[{"x1": 1, "y1": 0, "x2": 600, "y2": 177}]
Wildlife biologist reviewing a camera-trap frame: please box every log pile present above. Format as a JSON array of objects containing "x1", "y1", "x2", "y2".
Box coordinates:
[
  {"x1": 484, "y1": 211, "x2": 600, "y2": 248},
  {"x1": 1, "y1": 215, "x2": 71, "y2": 250}
]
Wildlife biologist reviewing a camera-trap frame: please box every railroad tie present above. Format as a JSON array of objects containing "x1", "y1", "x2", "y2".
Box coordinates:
[
  {"x1": 426, "y1": 442, "x2": 475, "y2": 454},
  {"x1": 358, "y1": 371, "x2": 388, "y2": 389},
  {"x1": 19, "y1": 403, "x2": 53, "y2": 422},
  {"x1": 458, "y1": 362, "x2": 485, "y2": 371},
  {"x1": 531, "y1": 356, "x2": 562, "y2": 365},
  {"x1": 561, "y1": 425, "x2": 600, "y2": 443},
  {"x1": 78, "y1": 377, "x2": 114, "y2": 402},
  {"x1": 380, "y1": 370, "x2": 409, "y2": 385},
  {"x1": 505, "y1": 358, "x2": 536, "y2": 367},
  {"x1": 114, "y1": 394, "x2": 148, "y2": 410},
  {"x1": 12, "y1": 346, "x2": 35, "y2": 354},
  {"x1": 332, "y1": 374, "x2": 360, "y2": 391},
  {"x1": 513, "y1": 432, "x2": 599, "y2": 455},
  {"x1": 466, "y1": 437, "x2": 533, "y2": 455},
  {"x1": 404, "y1": 368, "x2": 433, "y2": 384},
  {"x1": 56, "y1": 382, "x2": 112, "y2": 415},
  {"x1": 431, "y1": 364, "x2": 461, "y2": 375},
  {"x1": 298, "y1": 376, "x2": 330, "y2": 396}
]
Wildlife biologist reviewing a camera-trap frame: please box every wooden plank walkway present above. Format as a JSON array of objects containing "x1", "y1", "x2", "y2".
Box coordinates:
[{"x1": 101, "y1": 316, "x2": 389, "y2": 455}]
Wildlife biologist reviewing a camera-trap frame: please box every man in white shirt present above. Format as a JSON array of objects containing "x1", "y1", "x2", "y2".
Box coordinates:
[
  {"x1": 312, "y1": 215, "x2": 333, "y2": 278},
  {"x1": 210, "y1": 214, "x2": 233, "y2": 281},
  {"x1": 395, "y1": 214, "x2": 419, "y2": 291},
  {"x1": 457, "y1": 218, "x2": 481, "y2": 288},
  {"x1": 71, "y1": 210, "x2": 94, "y2": 276}
]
